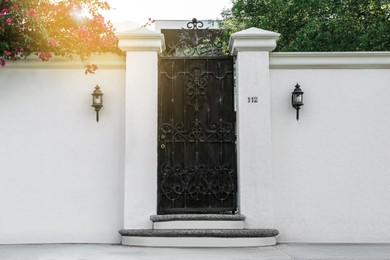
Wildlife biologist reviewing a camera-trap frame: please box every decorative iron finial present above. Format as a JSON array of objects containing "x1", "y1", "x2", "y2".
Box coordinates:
[
  {"x1": 162, "y1": 18, "x2": 225, "y2": 57},
  {"x1": 187, "y1": 18, "x2": 204, "y2": 29}
]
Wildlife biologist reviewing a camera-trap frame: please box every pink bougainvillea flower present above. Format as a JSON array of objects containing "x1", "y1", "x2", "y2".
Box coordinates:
[
  {"x1": 48, "y1": 38, "x2": 59, "y2": 47},
  {"x1": 0, "y1": 8, "x2": 11, "y2": 16},
  {"x1": 38, "y1": 52, "x2": 52, "y2": 62},
  {"x1": 26, "y1": 8, "x2": 38, "y2": 17},
  {"x1": 0, "y1": 58, "x2": 6, "y2": 67},
  {"x1": 85, "y1": 63, "x2": 98, "y2": 74},
  {"x1": 0, "y1": 0, "x2": 120, "y2": 74}
]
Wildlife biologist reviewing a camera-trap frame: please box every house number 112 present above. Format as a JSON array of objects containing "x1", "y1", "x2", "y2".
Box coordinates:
[{"x1": 248, "y1": 97, "x2": 258, "y2": 103}]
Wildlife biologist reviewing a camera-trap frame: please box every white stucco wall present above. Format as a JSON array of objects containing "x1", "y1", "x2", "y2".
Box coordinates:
[
  {"x1": 117, "y1": 28, "x2": 164, "y2": 230},
  {"x1": 0, "y1": 56, "x2": 126, "y2": 244},
  {"x1": 1, "y1": 49, "x2": 390, "y2": 245},
  {"x1": 235, "y1": 51, "x2": 273, "y2": 228},
  {"x1": 270, "y1": 53, "x2": 390, "y2": 243},
  {"x1": 123, "y1": 51, "x2": 158, "y2": 230}
]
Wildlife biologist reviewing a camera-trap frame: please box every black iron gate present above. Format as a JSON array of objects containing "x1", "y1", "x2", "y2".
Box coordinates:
[
  {"x1": 158, "y1": 56, "x2": 237, "y2": 214},
  {"x1": 157, "y1": 19, "x2": 237, "y2": 214}
]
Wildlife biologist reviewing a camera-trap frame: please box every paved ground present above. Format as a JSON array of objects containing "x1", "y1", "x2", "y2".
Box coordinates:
[{"x1": 1, "y1": 243, "x2": 390, "y2": 260}]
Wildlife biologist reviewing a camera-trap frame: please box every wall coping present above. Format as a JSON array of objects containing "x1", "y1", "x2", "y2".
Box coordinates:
[
  {"x1": 117, "y1": 27, "x2": 165, "y2": 53},
  {"x1": 0, "y1": 53, "x2": 125, "y2": 70},
  {"x1": 1, "y1": 52, "x2": 389, "y2": 70},
  {"x1": 229, "y1": 27, "x2": 280, "y2": 54},
  {"x1": 270, "y1": 52, "x2": 390, "y2": 69}
]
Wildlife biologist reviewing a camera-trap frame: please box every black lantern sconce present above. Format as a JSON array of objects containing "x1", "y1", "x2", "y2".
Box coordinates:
[
  {"x1": 91, "y1": 85, "x2": 103, "y2": 122},
  {"x1": 292, "y1": 83, "x2": 304, "y2": 121}
]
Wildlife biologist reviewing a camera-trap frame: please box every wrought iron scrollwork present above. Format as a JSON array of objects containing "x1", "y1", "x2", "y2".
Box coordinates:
[
  {"x1": 186, "y1": 67, "x2": 208, "y2": 111},
  {"x1": 160, "y1": 164, "x2": 235, "y2": 202},
  {"x1": 162, "y1": 18, "x2": 225, "y2": 57},
  {"x1": 160, "y1": 119, "x2": 235, "y2": 143}
]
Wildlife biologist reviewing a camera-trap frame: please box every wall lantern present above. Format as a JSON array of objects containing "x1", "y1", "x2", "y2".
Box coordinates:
[
  {"x1": 91, "y1": 85, "x2": 103, "y2": 122},
  {"x1": 292, "y1": 83, "x2": 304, "y2": 121}
]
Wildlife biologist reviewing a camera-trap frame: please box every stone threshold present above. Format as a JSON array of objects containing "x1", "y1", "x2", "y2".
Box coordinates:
[
  {"x1": 150, "y1": 214, "x2": 246, "y2": 222},
  {"x1": 119, "y1": 229, "x2": 278, "y2": 237}
]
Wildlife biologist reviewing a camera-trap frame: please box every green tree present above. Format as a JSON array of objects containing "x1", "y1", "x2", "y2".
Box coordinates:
[{"x1": 221, "y1": 0, "x2": 390, "y2": 51}]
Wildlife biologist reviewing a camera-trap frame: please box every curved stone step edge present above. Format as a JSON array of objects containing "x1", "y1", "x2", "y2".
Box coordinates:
[
  {"x1": 122, "y1": 236, "x2": 277, "y2": 247},
  {"x1": 119, "y1": 229, "x2": 279, "y2": 238},
  {"x1": 150, "y1": 214, "x2": 246, "y2": 222}
]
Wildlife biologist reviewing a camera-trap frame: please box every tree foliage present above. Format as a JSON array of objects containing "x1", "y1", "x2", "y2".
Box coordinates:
[
  {"x1": 221, "y1": 0, "x2": 390, "y2": 51},
  {"x1": 0, "y1": 0, "x2": 120, "y2": 73}
]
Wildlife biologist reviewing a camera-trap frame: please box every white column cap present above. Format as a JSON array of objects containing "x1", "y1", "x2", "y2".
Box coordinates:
[
  {"x1": 229, "y1": 27, "x2": 280, "y2": 54},
  {"x1": 117, "y1": 27, "x2": 165, "y2": 53}
]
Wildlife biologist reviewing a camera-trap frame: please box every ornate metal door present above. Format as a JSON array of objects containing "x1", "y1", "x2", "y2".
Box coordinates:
[{"x1": 158, "y1": 56, "x2": 237, "y2": 214}]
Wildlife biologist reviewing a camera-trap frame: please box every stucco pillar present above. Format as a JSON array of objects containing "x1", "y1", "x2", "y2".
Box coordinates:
[
  {"x1": 118, "y1": 28, "x2": 165, "y2": 229},
  {"x1": 229, "y1": 28, "x2": 280, "y2": 228}
]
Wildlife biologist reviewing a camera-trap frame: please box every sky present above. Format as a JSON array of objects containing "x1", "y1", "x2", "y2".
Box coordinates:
[{"x1": 104, "y1": 0, "x2": 232, "y2": 26}]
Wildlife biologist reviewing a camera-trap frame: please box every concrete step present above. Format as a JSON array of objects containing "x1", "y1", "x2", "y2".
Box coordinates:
[
  {"x1": 150, "y1": 214, "x2": 246, "y2": 229},
  {"x1": 119, "y1": 229, "x2": 279, "y2": 247}
]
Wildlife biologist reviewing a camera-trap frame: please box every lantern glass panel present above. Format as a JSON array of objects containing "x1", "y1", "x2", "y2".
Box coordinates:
[
  {"x1": 94, "y1": 95, "x2": 102, "y2": 104},
  {"x1": 295, "y1": 94, "x2": 302, "y2": 103}
]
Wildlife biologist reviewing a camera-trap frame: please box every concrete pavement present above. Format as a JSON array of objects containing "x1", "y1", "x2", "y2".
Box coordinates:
[{"x1": 1, "y1": 243, "x2": 390, "y2": 259}]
